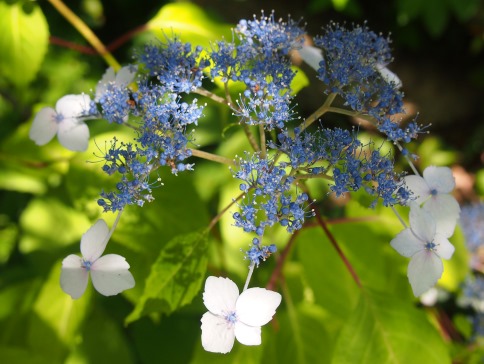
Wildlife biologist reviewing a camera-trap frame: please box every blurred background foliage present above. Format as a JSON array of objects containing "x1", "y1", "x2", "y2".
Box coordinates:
[{"x1": 0, "y1": 0, "x2": 483, "y2": 363}]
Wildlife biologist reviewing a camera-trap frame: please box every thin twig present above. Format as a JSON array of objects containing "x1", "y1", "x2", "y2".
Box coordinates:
[
  {"x1": 189, "y1": 149, "x2": 234, "y2": 166},
  {"x1": 47, "y1": 0, "x2": 121, "y2": 70},
  {"x1": 314, "y1": 206, "x2": 362, "y2": 288}
]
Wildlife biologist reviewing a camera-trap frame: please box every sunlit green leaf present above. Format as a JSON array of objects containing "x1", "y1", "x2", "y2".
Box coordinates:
[
  {"x1": 19, "y1": 197, "x2": 91, "y2": 253},
  {"x1": 28, "y1": 262, "x2": 92, "y2": 361},
  {"x1": 0, "y1": 2, "x2": 49, "y2": 86},
  {"x1": 147, "y1": 3, "x2": 232, "y2": 47},
  {"x1": 125, "y1": 230, "x2": 209, "y2": 324},
  {"x1": 332, "y1": 290, "x2": 450, "y2": 363}
]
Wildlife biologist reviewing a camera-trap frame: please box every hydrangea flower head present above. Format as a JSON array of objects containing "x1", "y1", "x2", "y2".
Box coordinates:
[
  {"x1": 201, "y1": 276, "x2": 281, "y2": 353},
  {"x1": 404, "y1": 166, "x2": 460, "y2": 236},
  {"x1": 60, "y1": 219, "x2": 135, "y2": 299},
  {"x1": 29, "y1": 94, "x2": 91, "y2": 151},
  {"x1": 390, "y1": 204, "x2": 455, "y2": 296}
]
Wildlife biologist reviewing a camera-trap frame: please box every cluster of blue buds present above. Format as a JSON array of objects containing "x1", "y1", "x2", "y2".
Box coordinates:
[{"x1": 243, "y1": 238, "x2": 277, "y2": 267}]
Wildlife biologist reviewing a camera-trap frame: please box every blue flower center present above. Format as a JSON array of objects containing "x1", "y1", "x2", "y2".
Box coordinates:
[
  {"x1": 82, "y1": 259, "x2": 92, "y2": 271},
  {"x1": 225, "y1": 311, "x2": 237, "y2": 325},
  {"x1": 55, "y1": 113, "x2": 65, "y2": 123},
  {"x1": 425, "y1": 242, "x2": 436, "y2": 251},
  {"x1": 430, "y1": 189, "x2": 438, "y2": 196}
]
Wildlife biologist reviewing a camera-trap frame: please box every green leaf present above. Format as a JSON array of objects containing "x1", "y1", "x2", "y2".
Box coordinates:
[
  {"x1": 0, "y1": 346, "x2": 51, "y2": 364},
  {"x1": 441, "y1": 226, "x2": 470, "y2": 292},
  {"x1": 19, "y1": 197, "x2": 91, "y2": 254},
  {"x1": 147, "y1": 3, "x2": 232, "y2": 48},
  {"x1": 422, "y1": 0, "x2": 449, "y2": 36},
  {"x1": 296, "y1": 228, "x2": 359, "y2": 329},
  {"x1": 28, "y1": 262, "x2": 92, "y2": 361},
  {"x1": 291, "y1": 66, "x2": 309, "y2": 95},
  {"x1": 0, "y1": 2, "x2": 49, "y2": 86},
  {"x1": 332, "y1": 290, "x2": 450, "y2": 364},
  {"x1": 263, "y1": 302, "x2": 332, "y2": 364},
  {"x1": 65, "y1": 306, "x2": 135, "y2": 364},
  {"x1": 125, "y1": 230, "x2": 209, "y2": 324}
]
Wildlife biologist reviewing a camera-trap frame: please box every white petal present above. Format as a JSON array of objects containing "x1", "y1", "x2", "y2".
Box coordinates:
[
  {"x1": 298, "y1": 45, "x2": 324, "y2": 72},
  {"x1": 234, "y1": 321, "x2": 261, "y2": 346},
  {"x1": 403, "y1": 175, "x2": 430, "y2": 205},
  {"x1": 80, "y1": 219, "x2": 110, "y2": 262},
  {"x1": 115, "y1": 65, "x2": 137, "y2": 85},
  {"x1": 91, "y1": 254, "x2": 135, "y2": 296},
  {"x1": 409, "y1": 204, "x2": 436, "y2": 243},
  {"x1": 57, "y1": 117, "x2": 90, "y2": 151},
  {"x1": 200, "y1": 312, "x2": 235, "y2": 354},
  {"x1": 60, "y1": 254, "x2": 89, "y2": 299},
  {"x1": 423, "y1": 166, "x2": 455, "y2": 194},
  {"x1": 376, "y1": 64, "x2": 402, "y2": 89},
  {"x1": 407, "y1": 250, "x2": 443, "y2": 297},
  {"x1": 236, "y1": 288, "x2": 281, "y2": 327},
  {"x1": 203, "y1": 276, "x2": 239, "y2": 316},
  {"x1": 390, "y1": 228, "x2": 423, "y2": 258},
  {"x1": 56, "y1": 94, "x2": 91, "y2": 118},
  {"x1": 423, "y1": 194, "x2": 460, "y2": 237},
  {"x1": 433, "y1": 235, "x2": 455, "y2": 260},
  {"x1": 29, "y1": 107, "x2": 58, "y2": 145},
  {"x1": 95, "y1": 68, "x2": 115, "y2": 101}
]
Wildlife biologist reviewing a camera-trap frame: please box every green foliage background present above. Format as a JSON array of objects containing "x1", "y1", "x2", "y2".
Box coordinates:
[{"x1": 0, "y1": 0, "x2": 482, "y2": 363}]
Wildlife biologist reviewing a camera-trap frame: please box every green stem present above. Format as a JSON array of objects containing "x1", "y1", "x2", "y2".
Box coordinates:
[
  {"x1": 193, "y1": 88, "x2": 229, "y2": 105},
  {"x1": 47, "y1": 0, "x2": 121, "y2": 70},
  {"x1": 299, "y1": 93, "x2": 337, "y2": 132},
  {"x1": 189, "y1": 148, "x2": 234, "y2": 166},
  {"x1": 103, "y1": 210, "x2": 123, "y2": 246},
  {"x1": 259, "y1": 124, "x2": 267, "y2": 159},
  {"x1": 243, "y1": 262, "x2": 255, "y2": 291}
]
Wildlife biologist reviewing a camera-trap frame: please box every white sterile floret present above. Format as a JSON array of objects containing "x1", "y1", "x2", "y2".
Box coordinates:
[
  {"x1": 200, "y1": 276, "x2": 281, "y2": 354},
  {"x1": 404, "y1": 166, "x2": 460, "y2": 237},
  {"x1": 298, "y1": 45, "x2": 324, "y2": 72},
  {"x1": 60, "y1": 219, "x2": 135, "y2": 299},
  {"x1": 376, "y1": 63, "x2": 402, "y2": 89},
  {"x1": 390, "y1": 204, "x2": 455, "y2": 297},
  {"x1": 95, "y1": 65, "x2": 137, "y2": 102},
  {"x1": 29, "y1": 94, "x2": 91, "y2": 151}
]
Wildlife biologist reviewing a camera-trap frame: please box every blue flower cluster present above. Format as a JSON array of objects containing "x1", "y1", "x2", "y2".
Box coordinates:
[
  {"x1": 314, "y1": 23, "x2": 422, "y2": 143},
  {"x1": 97, "y1": 138, "x2": 160, "y2": 211},
  {"x1": 243, "y1": 237, "x2": 277, "y2": 267},
  {"x1": 50, "y1": 12, "x2": 421, "y2": 267},
  {"x1": 138, "y1": 38, "x2": 209, "y2": 93},
  {"x1": 459, "y1": 203, "x2": 484, "y2": 338},
  {"x1": 272, "y1": 127, "x2": 409, "y2": 206},
  {"x1": 211, "y1": 12, "x2": 304, "y2": 130},
  {"x1": 232, "y1": 153, "x2": 315, "y2": 236},
  {"x1": 95, "y1": 41, "x2": 208, "y2": 211}
]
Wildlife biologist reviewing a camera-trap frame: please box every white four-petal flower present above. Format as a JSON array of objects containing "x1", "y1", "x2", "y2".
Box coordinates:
[
  {"x1": 404, "y1": 166, "x2": 460, "y2": 237},
  {"x1": 95, "y1": 65, "x2": 137, "y2": 102},
  {"x1": 60, "y1": 219, "x2": 135, "y2": 299},
  {"x1": 201, "y1": 276, "x2": 281, "y2": 354},
  {"x1": 29, "y1": 94, "x2": 91, "y2": 151},
  {"x1": 390, "y1": 204, "x2": 455, "y2": 297}
]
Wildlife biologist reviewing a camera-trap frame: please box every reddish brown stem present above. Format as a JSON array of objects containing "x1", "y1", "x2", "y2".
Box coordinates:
[
  {"x1": 314, "y1": 209, "x2": 362, "y2": 288},
  {"x1": 49, "y1": 36, "x2": 97, "y2": 54},
  {"x1": 49, "y1": 24, "x2": 148, "y2": 55},
  {"x1": 266, "y1": 230, "x2": 300, "y2": 291}
]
